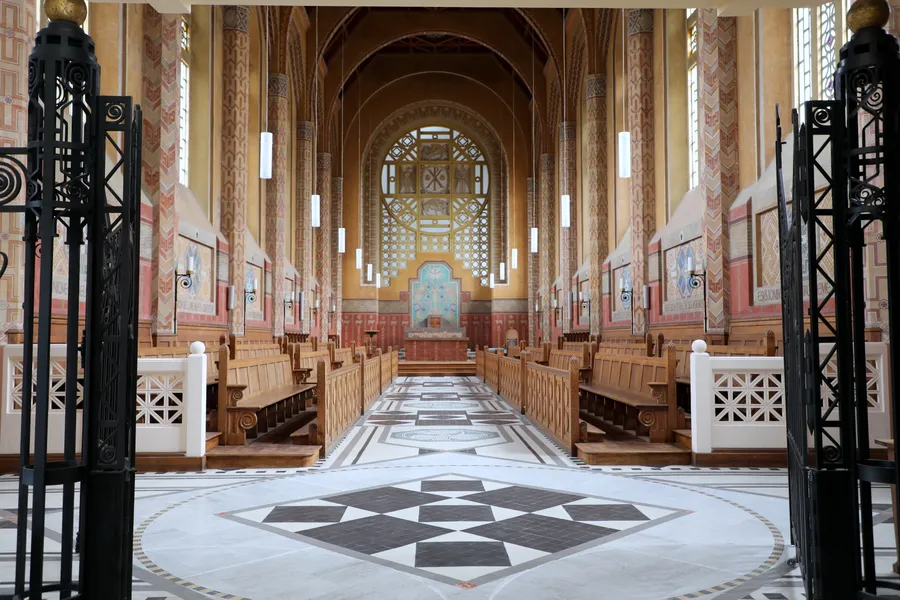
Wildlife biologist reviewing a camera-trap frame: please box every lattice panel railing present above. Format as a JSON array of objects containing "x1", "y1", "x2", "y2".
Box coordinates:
[
  {"x1": 380, "y1": 352, "x2": 391, "y2": 389},
  {"x1": 525, "y1": 361, "x2": 579, "y2": 453},
  {"x1": 9, "y1": 358, "x2": 83, "y2": 412},
  {"x1": 484, "y1": 351, "x2": 499, "y2": 391},
  {"x1": 712, "y1": 371, "x2": 785, "y2": 423},
  {"x1": 364, "y1": 358, "x2": 380, "y2": 409},
  {"x1": 135, "y1": 374, "x2": 185, "y2": 425}
]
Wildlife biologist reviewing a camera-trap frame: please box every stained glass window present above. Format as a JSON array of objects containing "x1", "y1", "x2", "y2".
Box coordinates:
[
  {"x1": 179, "y1": 18, "x2": 191, "y2": 187},
  {"x1": 794, "y1": 7, "x2": 813, "y2": 107},
  {"x1": 380, "y1": 125, "x2": 491, "y2": 286},
  {"x1": 818, "y1": 3, "x2": 836, "y2": 100},
  {"x1": 687, "y1": 9, "x2": 700, "y2": 189}
]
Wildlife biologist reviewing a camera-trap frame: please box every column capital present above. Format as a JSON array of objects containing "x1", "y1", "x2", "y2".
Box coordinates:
[
  {"x1": 268, "y1": 73, "x2": 289, "y2": 98},
  {"x1": 586, "y1": 74, "x2": 606, "y2": 100},
  {"x1": 223, "y1": 6, "x2": 250, "y2": 33},
  {"x1": 297, "y1": 121, "x2": 314, "y2": 141},
  {"x1": 628, "y1": 9, "x2": 653, "y2": 35}
]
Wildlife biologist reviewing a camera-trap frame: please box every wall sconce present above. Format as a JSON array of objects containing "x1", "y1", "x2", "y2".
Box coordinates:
[
  {"x1": 311, "y1": 294, "x2": 320, "y2": 322},
  {"x1": 670, "y1": 255, "x2": 708, "y2": 332},
  {"x1": 243, "y1": 282, "x2": 258, "y2": 332},
  {"x1": 283, "y1": 285, "x2": 295, "y2": 330},
  {"x1": 173, "y1": 256, "x2": 195, "y2": 335},
  {"x1": 228, "y1": 285, "x2": 236, "y2": 311},
  {"x1": 552, "y1": 296, "x2": 561, "y2": 320},
  {"x1": 618, "y1": 276, "x2": 634, "y2": 328}
]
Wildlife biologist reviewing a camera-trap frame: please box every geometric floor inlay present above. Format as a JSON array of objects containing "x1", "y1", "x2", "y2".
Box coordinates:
[{"x1": 226, "y1": 473, "x2": 688, "y2": 586}]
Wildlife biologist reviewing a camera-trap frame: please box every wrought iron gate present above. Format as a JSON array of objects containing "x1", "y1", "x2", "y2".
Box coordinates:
[
  {"x1": 4, "y1": 9, "x2": 142, "y2": 600},
  {"x1": 778, "y1": 6, "x2": 900, "y2": 599}
]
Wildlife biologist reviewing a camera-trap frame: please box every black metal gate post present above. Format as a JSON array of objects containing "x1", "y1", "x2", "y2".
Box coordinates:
[
  {"x1": 779, "y1": 1, "x2": 900, "y2": 598},
  {"x1": 7, "y1": 0, "x2": 143, "y2": 597}
]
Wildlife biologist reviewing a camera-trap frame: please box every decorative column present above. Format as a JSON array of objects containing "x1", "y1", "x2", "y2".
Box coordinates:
[
  {"x1": 627, "y1": 9, "x2": 655, "y2": 335},
  {"x1": 699, "y1": 10, "x2": 737, "y2": 334},
  {"x1": 559, "y1": 121, "x2": 577, "y2": 330},
  {"x1": 266, "y1": 73, "x2": 289, "y2": 336},
  {"x1": 332, "y1": 176, "x2": 343, "y2": 340},
  {"x1": 539, "y1": 153, "x2": 555, "y2": 341},
  {"x1": 143, "y1": 9, "x2": 181, "y2": 338},
  {"x1": 296, "y1": 121, "x2": 314, "y2": 334},
  {"x1": 221, "y1": 6, "x2": 250, "y2": 335},
  {"x1": 526, "y1": 177, "x2": 536, "y2": 345},
  {"x1": 316, "y1": 152, "x2": 332, "y2": 341},
  {"x1": 0, "y1": 0, "x2": 33, "y2": 343},
  {"x1": 585, "y1": 74, "x2": 608, "y2": 336}
]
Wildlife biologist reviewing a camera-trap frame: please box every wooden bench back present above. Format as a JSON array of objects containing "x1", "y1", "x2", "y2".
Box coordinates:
[
  {"x1": 362, "y1": 351, "x2": 381, "y2": 409},
  {"x1": 476, "y1": 348, "x2": 485, "y2": 378},
  {"x1": 330, "y1": 344, "x2": 353, "y2": 368},
  {"x1": 138, "y1": 345, "x2": 220, "y2": 381},
  {"x1": 484, "y1": 349, "x2": 499, "y2": 391},
  {"x1": 522, "y1": 343, "x2": 551, "y2": 363},
  {"x1": 380, "y1": 348, "x2": 391, "y2": 389},
  {"x1": 392, "y1": 349, "x2": 399, "y2": 379},
  {"x1": 525, "y1": 357, "x2": 580, "y2": 454},
  {"x1": 293, "y1": 349, "x2": 331, "y2": 380},
  {"x1": 223, "y1": 354, "x2": 294, "y2": 399},
  {"x1": 317, "y1": 361, "x2": 362, "y2": 453},
  {"x1": 498, "y1": 355, "x2": 523, "y2": 411},
  {"x1": 595, "y1": 340, "x2": 653, "y2": 357},
  {"x1": 548, "y1": 345, "x2": 591, "y2": 371},
  {"x1": 234, "y1": 343, "x2": 282, "y2": 360},
  {"x1": 590, "y1": 345, "x2": 676, "y2": 402}
]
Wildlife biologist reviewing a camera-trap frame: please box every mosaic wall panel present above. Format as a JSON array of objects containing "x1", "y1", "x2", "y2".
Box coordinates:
[
  {"x1": 245, "y1": 263, "x2": 264, "y2": 322},
  {"x1": 663, "y1": 239, "x2": 704, "y2": 314},
  {"x1": 753, "y1": 208, "x2": 781, "y2": 306},
  {"x1": 409, "y1": 262, "x2": 460, "y2": 327},
  {"x1": 612, "y1": 265, "x2": 632, "y2": 322},
  {"x1": 135, "y1": 373, "x2": 184, "y2": 425},
  {"x1": 175, "y1": 235, "x2": 215, "y2": 314}
]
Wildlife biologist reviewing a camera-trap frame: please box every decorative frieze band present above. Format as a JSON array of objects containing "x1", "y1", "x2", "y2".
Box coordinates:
[
  {"x1": 586, "y1": 74, "x2": 606, "y2": 100},
  {"x1": 317, "y1": 152, "x2": 332, "y2": 171},
  {"x1": 268, "y1": 73, "x2": 289, "y2": 98},
  {"x1": 223, "y1": 6, "x2": 250, "y2": 33},
  {"x1": 628, "y1": 9, "x2": 653, "y2": 35}
]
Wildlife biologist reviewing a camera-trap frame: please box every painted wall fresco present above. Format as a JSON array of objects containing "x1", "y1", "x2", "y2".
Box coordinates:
[{"x1": 175, "y1": 235, "x2": 215, "y2": 315}]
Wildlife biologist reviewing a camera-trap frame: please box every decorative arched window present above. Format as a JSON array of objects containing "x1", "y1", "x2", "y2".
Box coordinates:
[
  {"x1": 794, "y1": 3, "x2": 844, "y2": 106},
  {"x1": 380, "y1": 125, "x2": 491, "y2": 287}
]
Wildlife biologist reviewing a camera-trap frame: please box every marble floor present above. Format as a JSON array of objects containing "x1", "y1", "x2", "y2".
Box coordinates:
[{"x1": 0, "y1": 376, "x2": 896, "y2": 599}]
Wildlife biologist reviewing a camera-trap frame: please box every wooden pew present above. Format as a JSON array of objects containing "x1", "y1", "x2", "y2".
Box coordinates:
[
  {"x1": 380, "y1": 348, "x2": 391, "y2": 391},
  {"x1": 330, "y1": 343, "x2": 353, "y2": 370},
  {"x1": 523, "y1": 343, "x2": 552, "y2": 364},
  {"x1": 548, "y1": 344, "x2": 593, "y2": 382},
  {"x1": 579, "y1": 345, "x2": 677, "y2": 444},
  {"x1": 138, "y1": 345, "x2": 220, "y2": 385},
  {"x1": 476, "y1": 347, "x2": 485, "y2": 378},
  {"x1": 498, "y1": 354, "x2": 525, "y2": 413},
  {"x1": 392, "y1": 348, "x2": 399, "y2": 379},
  {"x1": 291, "y1": 349, "x2": 332, "y2": 387},
  {"x1": 217, "y1": 346, "x2": 316, "y2": 445},
  {"x1": 525, "y1": 356, "x2": 581, "y2": 454}
]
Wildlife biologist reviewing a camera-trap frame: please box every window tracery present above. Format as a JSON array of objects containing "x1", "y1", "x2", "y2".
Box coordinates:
[{"x1": 380, "y1": 125, "x2": 491, "y2": 286}]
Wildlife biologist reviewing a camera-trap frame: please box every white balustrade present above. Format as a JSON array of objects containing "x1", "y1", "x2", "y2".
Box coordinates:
[
  {"x1": 0, "y1": 342, "x2": 208, "y2": 458},
  {"x1": 690, "y1": 339, "x2": 891, "y2": 455}
]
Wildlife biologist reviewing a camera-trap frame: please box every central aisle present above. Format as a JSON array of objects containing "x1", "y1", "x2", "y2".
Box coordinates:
[{"x1": 118, "y1": 375, "x2": 802, "y2": 600}]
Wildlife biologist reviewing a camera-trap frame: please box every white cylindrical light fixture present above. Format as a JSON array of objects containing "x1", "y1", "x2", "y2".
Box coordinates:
[
  {"x1": 366, "y1": 263, "x2": 373, "y2": 282},
  {"x1": 560, "y1": 194, "x2": 571, "y2": 228},
  {"x1": 311, "y1": 194, "x2": 321, "y2": 228},
  {"x1": 376, "y1": 273, "x2": 382, "y2": 289},
  {"x1": 642, "y1": 285, "x2": 650, "y2": 310},
  {"x1": 300, "y1": 292, "x2": 305, "y2": 319},
  {"x1": 511, "y1": 248, "x2": 518, "y2": 270},
  {"x1": 530, "y1": 227, "x2": 538, "y2": 253},
  {"x1": 228, "y1": 285, "x2": 236, "y2": 310},
  {"x1": 260, "y1": 132, "x2": 273, "y2": 179},
  {"x1": 500, "y1": 262, "x2": 506, "y2": 281},
  {"x1": 356, "y1": 248, "x2": 363, "y2": 270},
  {"x1": 337, "y1": 227, "x2": 346, "y2": 254},
  {"x1": 489, "y1": 273, "x2": 495, "y2": 289},
  {"x1": 618, "y1": 131, "x2": 632, "y2": 179}
]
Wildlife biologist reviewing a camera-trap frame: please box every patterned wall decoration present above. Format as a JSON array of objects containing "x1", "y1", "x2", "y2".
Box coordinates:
[
  {"x1": 0, "y1": 0, "x2": 33, "y2": 342},
  {"x1": 585, "y1": 73, "x2": 608, "y2": 336},
  {"x1": 712, "y1": 371, "x2": 784, "y2": 423},
  {"x1": 627, "y1": 9, "x2": 655, "y2": 336},
  {"x1": 221, "y1": 6, "x2": 251, "y2": 335},
  {"x1": 135, "y1": 373, "x2": 185, "y2": 425},
  {"x1": 284, "y1": 277, "x2": 296, "y2": 325},
  {"x1": 540, "y1": 153, "x2": 555, "y2": 341},
  {"x1": 332, "y1": 176, "x2": 343, "y2": 338},
  {"x1": 663, "y1": 239, "x2": 704, "y2": 314},
  {"x1": 296, "y1": 121, "x2": 314, "y2": 334},
  {"x1": 409, "y1": 262, "x2": 461, "y2": 328},
  {"x1": 316, "y1": 152, "x2": 332, "y2": 340},
  {"x1": 142, "y1": 9, "x2": 182, "y2": 336},
  {"x1": 699, "y1": 9, "x2": 738, "y2": 334},
  {"x1": 174, "y1": 236, "x2": 215, "y2": 313},
  {"x1": 360, "y1": 101, "x2": 507, "y2": 290},
  {"x1": 559, "y1": 121, "x2": 577, "y2": 329},
  {"x1": 266, "y1": 73, "x2": 290, "y2": 336}
]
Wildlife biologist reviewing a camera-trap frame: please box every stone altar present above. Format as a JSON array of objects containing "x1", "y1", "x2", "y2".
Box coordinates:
[{"x1": 405, "y1": 326, "x2": 468, "y2": 361}]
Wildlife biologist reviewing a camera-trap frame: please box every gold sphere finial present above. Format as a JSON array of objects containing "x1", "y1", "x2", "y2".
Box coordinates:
[
  {"x1": 44, "y1": 0, "x2": 87, "y2": 26},
  {"x1": 847, "y1": 0, "x2": 891, "y2": 33}
]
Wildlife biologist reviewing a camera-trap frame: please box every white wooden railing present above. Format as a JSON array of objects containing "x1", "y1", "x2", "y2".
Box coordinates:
[
  {"x1": 690, "y1": 340, "x2": 891, "y2": 454},
  {"x1": 0, "y1": 342, "x2": 208, "y2": 457}
]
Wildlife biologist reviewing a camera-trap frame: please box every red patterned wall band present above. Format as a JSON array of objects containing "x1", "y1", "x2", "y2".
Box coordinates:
[{"x1": 341, "y1": 312, "x2": 530, "y2": 351}]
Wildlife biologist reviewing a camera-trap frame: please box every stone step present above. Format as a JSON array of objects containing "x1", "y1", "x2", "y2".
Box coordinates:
[
  {"x1": 206, "y1": 443, "x2": 320, "y2": 469},
  {"x1": 398, "y1": 360, "x2": 477, "y2": 376},
  {"x1": 674, "y1": 429, "x2": 692, "y2": 450},
  {"x1": 576, "y1": 441, "x2": 692, "y2": 467},
  {"x1": 205, "y1": 432, "x2": 222, "y2": 452}
]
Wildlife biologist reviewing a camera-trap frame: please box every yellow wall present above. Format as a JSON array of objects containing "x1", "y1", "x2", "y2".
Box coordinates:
[
  {"x1": 737, "y1": 14, "x2": 759, "y2": 189},
  {"x1": 665, "y1": 10, "x2": 689, "y2": 216},
  {"x1": 761, "y1": 8, "x2": 793, "y2": 171},
  {"x1": 188, "y1": 7, "x2": 213, "y2": 220},
  {"x1": 247, "y1": 8, "x2": 263, "y2": 245}
]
